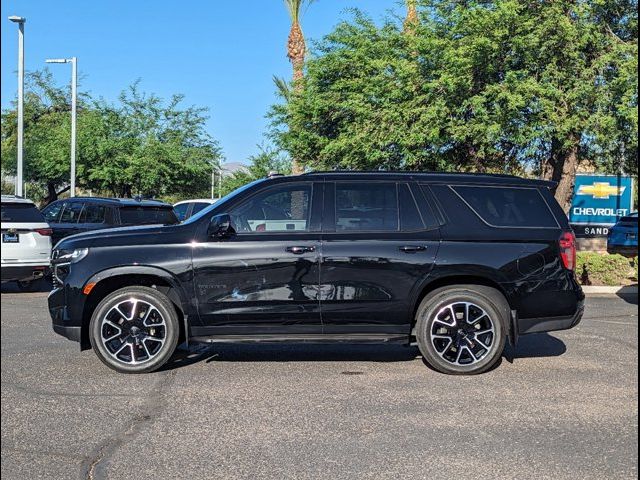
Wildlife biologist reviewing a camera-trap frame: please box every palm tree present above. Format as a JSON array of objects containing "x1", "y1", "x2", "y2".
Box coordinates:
[
  {"x1": 284, "y1": 0, "x2": 314, "y2": 84},
  {"x1": 273, "y1": 75, "x2": 292, "y2": 102},
  {"x1": 404, "y1": 0, "x2": 418, "y2": 34},
  {"x1": 283, "y1": 0, "x2": 314, "y2": 174}
]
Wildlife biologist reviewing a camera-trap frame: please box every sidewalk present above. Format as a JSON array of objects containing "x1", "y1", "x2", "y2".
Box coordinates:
[{"x1": 582, "y1": 284, "x2": 638, "y2": 295}]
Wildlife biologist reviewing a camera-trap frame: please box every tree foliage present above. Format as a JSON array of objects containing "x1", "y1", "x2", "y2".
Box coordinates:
[
  {"x1": 1, "y1": 71, "x2": 222, "y2": 203},
  {"x1": 271, "y1": 0, "x2": 638, "y2": 211},
  {"x1": 220, "y1": 145, "x2": 292, "y2": 197}
]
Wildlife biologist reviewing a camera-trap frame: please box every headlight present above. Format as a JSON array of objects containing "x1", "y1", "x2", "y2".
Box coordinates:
[{"x1": 54, "y1": 248, "x2": 89, "y2": 264}]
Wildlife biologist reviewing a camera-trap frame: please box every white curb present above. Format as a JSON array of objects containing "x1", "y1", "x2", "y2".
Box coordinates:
[{"x1": 582, "y1": 285, "x2": 638, "y2": 295}]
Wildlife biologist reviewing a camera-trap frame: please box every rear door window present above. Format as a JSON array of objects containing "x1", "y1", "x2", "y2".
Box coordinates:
[
  {"x1": 336, "y1": 183, "x2": 399, "y2": 232},
  {"x1": 1, "y1": 203, "x2": 46, "y2": 223},
  {"x1": 399, "y1": 184, "x2": 425, "y2": 231},
  {"x1": 119, "y1": 206, "x2": 179, "y2": 225},
  {"x1": 79, "y1": 204, "x2": 106, "y2": 224},
  {"x1": 452, "y1": 186, "x2": 558, "y2": 228},
  {"x1": 59, "y1": 202, "x2": 84, "y2": 224}
]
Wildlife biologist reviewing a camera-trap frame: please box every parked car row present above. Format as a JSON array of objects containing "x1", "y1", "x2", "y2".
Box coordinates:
[
  {"x1": 1, "y1": 195, "x2": 185, "y2": 289},
  {"x1": 607, "y1": 212, "x2": 638, "y2": 258},
  {"x1": 1, "y1": 196, "x2": 52, "y2": 289}
]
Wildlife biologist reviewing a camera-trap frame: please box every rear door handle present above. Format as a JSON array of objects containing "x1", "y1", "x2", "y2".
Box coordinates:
[
  {"x1": 286, "y1": 246, "x2": 316, "y2": 255},
  {"x1": 399, "y1": 245, "x2": 427, "y2": 253}
]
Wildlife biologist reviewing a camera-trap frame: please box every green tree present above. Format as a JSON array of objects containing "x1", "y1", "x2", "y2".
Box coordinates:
[
  {"x1": 85, "y1": 82, "x2": 222, "y2": 199},
  {"x1": 272, "y1": 1, "x2": 638, "y2": 212},
  {"x1": 220, "y1": 145, "x2": 291, "y2": 197},
  {"x1": 1, "y1": 72, "x2": 223, "y2": 203}
]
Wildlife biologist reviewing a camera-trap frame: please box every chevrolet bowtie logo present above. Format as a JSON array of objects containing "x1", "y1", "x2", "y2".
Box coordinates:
[{"x1": 577, "y1": 182, "x2": 626, "y2": 199}]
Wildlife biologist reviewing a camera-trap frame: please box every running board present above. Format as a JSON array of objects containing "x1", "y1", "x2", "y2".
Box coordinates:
[{"x1": 189, "y1": 334, "x2": 410, "y2": 345}]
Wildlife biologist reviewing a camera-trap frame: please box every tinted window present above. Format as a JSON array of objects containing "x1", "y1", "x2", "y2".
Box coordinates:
[
  {"x1": 230, "y1": 184, "x2": 311, "y2": 233},
  {"x1": 119, "y1": 206, "x2": 178, "y2": 225},
  {"x1": 59, "y1": 202, "x2": 84, "y2": 224},
  {"x1": 42, "y1": 202, "x2": 64, "y2": 223},
  {"x1": 336, "y1": 183, "x2": 398, "y2": 232},
  {"x1": 79, "y1": 204, "x2": 106, "y2": 223},
  {"x1": 191, "y1": 202, "x2": 210, "y2": 215},
  {"x1": 1, "y1": 203, "x2": 46, "y2": 223},
  {"x1": 452, "y1": 186, "x2": 557, "y2": 228},
  {"x1": 174, "y1": 203, "x2": 189, "y2": 222},
  {"x1": 399, "y1": 184, "x2": 425, "y2": 231}
]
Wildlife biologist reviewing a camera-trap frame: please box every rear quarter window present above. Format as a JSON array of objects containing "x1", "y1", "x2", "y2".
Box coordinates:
[
  {"x1": 119, "y1": 206, "x2": 178, "y2": 225},
  {"x1": 451, "y1": 186, "x2": 558, "y2": 228},
  {"x1": 1, "y1": 203, "x2": 46, "y2": 223}
]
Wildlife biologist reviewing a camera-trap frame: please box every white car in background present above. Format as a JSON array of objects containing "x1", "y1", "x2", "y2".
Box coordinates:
[
  {"x1": 173, "y1": 198, "x2": 217, "y2": 222},
  {"x1": 1, "y1": 195, "x2": 52, "y2": 290}
]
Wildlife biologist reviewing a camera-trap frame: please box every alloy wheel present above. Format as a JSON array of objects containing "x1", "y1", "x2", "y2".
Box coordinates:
[
  {"x1": 100, "y1": 298, "x2": 167, "y2": 365},
  {"x1": 429, "y1": 301, "x2": 496, "y2": 366}
]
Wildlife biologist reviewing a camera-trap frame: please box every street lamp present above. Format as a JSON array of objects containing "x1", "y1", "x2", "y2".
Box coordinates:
[
  {"x1": 46, "y1": 57, "x2": 77, "y2": 197},
  {"x1": 8, "y1": 16, "x2": 26, "y2": 197}
]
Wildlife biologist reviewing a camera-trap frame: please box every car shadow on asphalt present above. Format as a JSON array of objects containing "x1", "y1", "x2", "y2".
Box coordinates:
[
  {"x1": 616, "y1": 288, "x2": 638, "y2": 305},
  {"x1": 160, "y1": 333, "x2": 567, "y2": 372},
  {"x1": 0, "y1": 278, "x2": 53, "y2": 294},
  {"x1": 504, "y1": 333, "x2": 566, "y2": 360}
]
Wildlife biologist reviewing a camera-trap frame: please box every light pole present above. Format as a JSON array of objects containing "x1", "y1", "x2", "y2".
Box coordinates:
[
  {"x1": 8, "y1": 16, "x2": 26, "y2": 197},
  {"x1": 45, "y1": 57, "x2": 77, "y2": 197}
]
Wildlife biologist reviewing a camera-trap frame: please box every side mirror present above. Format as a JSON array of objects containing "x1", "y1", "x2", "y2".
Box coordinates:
[{"x1": 208, "y1": 214, "x2": 236, "y2": 239}]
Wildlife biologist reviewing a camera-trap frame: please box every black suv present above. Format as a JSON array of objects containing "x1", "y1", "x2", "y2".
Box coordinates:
[
  {"x1": 42, "y1": 197, "x2": 179, "y2": 245},
  {"x1": 48, "y1": 172, "x2": 584, "y2": 375}
]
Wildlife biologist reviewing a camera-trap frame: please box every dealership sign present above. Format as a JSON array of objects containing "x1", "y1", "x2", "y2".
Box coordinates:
[{"x1": 570, "y1": 174, "x2": 634, "y2": 238}]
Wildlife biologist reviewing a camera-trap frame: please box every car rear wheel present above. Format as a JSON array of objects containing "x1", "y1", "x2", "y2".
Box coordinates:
[
  {"x1": 89, "y1": 286, "x2": 180, "y2": 373},
  {"x1": 415, "y1": 285, "x2": 508, "y2": 375}
]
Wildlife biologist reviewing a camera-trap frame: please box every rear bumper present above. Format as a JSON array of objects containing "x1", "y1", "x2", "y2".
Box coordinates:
[
  {"x1": 517, "y1": 300, "x2": 585, "y2": 335},
  {"x1": 1, "y1": 264, "x2": 49, "y2": 282}
]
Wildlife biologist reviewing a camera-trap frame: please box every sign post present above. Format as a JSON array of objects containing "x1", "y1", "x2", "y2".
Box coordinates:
[{"x1": 570, "y1": 174, "x2": 634, "y2": 238}]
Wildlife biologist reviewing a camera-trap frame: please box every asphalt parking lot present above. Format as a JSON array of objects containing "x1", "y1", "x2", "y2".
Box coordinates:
[{"x1": 1, "y1": 287, "x2": 637, "y2": 480}]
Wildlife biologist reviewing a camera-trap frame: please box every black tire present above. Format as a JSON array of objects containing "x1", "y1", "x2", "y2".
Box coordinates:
[
  {"x1": 415, "y1": 285, "x2": 509, "y2": 375},
  {"x1": 89, "y1": 286, "x2": 180, "y2": 373}
]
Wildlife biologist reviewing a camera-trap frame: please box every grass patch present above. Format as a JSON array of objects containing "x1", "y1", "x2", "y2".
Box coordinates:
[{"x1": 577, "y1": 252, "x2": 638, "y2": 286}]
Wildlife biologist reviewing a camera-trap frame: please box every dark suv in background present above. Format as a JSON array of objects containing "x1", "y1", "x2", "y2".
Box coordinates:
[
  {"x1": 42, "y1": 197, "x2": 178, "y2": 245},
  {"x1": 48, "y1": 172, "x2": 584, "y2": 375}
]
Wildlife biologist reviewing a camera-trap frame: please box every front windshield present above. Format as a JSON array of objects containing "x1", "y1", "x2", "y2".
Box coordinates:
[{"x1": 182, "y1": 179, "x2": 266, "y2": 224}]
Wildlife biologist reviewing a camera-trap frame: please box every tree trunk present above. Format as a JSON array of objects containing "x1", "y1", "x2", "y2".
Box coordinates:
[
  {"x1": 44, "y1": 182, "x2": 58, "y2": 205},
  {"x1": 288, "y1": 21, "x2": 306, "y2": 177},
  {"x1": 545, "y1": 136, "x2": 580, "y2": 214},
  {"x1": 404, "y1": 0, "x2": 419, "y2": 34}
]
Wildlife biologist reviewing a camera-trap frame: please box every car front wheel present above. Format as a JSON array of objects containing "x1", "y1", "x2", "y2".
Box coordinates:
[
  {"x1": 89, "y1": 286, "x2": 180, "y2": 373},
  {"x1": 415, "y1": 285, "x2": 508, "y2": 375}
]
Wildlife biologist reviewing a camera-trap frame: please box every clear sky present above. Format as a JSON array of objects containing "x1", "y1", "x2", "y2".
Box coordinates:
[{"x1": 1, "y1": 1, "x2": 400, "y2": 165}]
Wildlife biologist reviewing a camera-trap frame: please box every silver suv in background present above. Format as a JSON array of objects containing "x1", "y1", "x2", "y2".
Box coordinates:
[
  {"x1": 1, "y1": 196, "x2": 52, "y2": 290},
  {"x1": 173, "y1": 198, "x2": 217, "y2": 222}
]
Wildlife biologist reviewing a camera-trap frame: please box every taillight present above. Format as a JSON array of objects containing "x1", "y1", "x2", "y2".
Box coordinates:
[
  {"x1": 35, "y1": 228, "x2": 53, "y2": 236},
  {"x1": 559, "y1": 231, "x2": 577, "y2": 271}
]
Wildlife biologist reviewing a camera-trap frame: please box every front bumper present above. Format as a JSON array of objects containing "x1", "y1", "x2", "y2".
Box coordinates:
[
  {"x1": 49, "y1": 286, "x2": 87, "y2": 347},
  {"x1": 517, "y1": 300, "x2": 585, "y2": 335}
]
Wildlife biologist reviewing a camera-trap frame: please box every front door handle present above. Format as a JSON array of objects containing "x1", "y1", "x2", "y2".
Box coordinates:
[
  {"x1": 399, "y1": 245, "x2": 427, "y2": 253},
  {"x1": 286, "y1": 246, "x2": 316, "y2": 255}
]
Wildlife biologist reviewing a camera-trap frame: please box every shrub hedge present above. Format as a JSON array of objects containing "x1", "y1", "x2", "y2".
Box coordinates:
[{"x1": 576, "y1": 252, "x2": 638, "y2": 286}]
